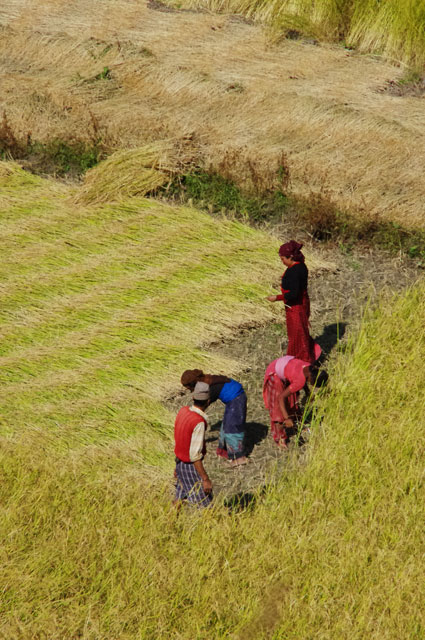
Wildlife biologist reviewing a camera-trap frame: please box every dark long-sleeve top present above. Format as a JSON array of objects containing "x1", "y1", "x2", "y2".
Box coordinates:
[
  {"x1": 276, "y1": 262, "x2": 308, "y2": 305},
  {"x1": 209, "y1": 382, "x2": 225, "y2": 404}
]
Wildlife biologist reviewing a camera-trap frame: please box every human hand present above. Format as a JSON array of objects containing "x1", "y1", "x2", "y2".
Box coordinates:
[
  {"x1": 202, "y1": 478, "x2": 212, "y2": 495},
  {"x1": 267, "y1": 295, "x2": 277, "y2": 302},
  {"x1": 283, "y1": 417, "x2": 294, "y2": 428}
]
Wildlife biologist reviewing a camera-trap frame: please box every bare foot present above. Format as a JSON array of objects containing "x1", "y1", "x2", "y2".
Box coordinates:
[
  {"x1": 229, "y1": 457, "x2": 249, "y2": 467},
  {"x1": 276, "y1": 439, "x2": 288, "y2": 450}
]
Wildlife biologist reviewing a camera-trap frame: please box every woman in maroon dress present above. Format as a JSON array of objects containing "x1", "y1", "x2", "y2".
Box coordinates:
[{"x1": 267, "y1": 240, "x2": 320, "y2": 364}]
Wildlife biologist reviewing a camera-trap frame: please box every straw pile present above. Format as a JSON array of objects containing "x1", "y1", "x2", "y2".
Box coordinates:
[{"x1": 76, "y1": 143, "x2": 175, "y2": 205}]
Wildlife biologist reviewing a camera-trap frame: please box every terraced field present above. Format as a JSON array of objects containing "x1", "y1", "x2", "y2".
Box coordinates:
[
  {"x1": 1, "y1": 160, "x2": 331, "y2": 468},
  {"x1": 1, "y1": 2, "x2": 425, "y2": 637},
  {"x1": 1, "y1": 155, "x2": 424, "y2": 638}
]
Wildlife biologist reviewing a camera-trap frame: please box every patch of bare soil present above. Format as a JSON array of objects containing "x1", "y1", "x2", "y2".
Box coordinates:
[
  {"x1": 378, "y1": 77, "x2": 425, "y2": 97},
  {"x1": 146, "y1": 0, "x2": 179, "y2": 13},
  {"x1": 167, "y1": 242, "x2": 421, "y2": 508}
]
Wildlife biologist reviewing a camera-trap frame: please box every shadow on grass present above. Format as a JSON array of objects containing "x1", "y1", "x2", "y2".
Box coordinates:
[
  {"x1": 244, "y1": 421, "x2": 268, "y2": 455},
  {"x1": 224, "y1": 486, "x2": 267, "y2": 513},
  {"x1": 316, "y1": 322, "x2": 347, "y2": 361},
  {"x1": 205, "y1": 420, "x2": 221, "y2": 443},
  {"x1": 206, "y1": 421, "x2": 268, "y2": 456}
]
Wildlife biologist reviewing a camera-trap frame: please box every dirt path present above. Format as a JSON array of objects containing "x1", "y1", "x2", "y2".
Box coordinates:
[{"x1": 168, "y1": 242, "x2": 421, "y2": 505}]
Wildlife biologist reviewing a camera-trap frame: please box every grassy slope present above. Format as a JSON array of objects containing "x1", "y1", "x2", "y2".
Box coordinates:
[
  {"x1": 1, "y1": 1, "x2": 425, "y2": 228},
  {"x1": 1, "y1": 174, "x2": 424, "y2": 636},
  {"x1": 4, "y1": 160, "x2": 326, "y2": 472}
]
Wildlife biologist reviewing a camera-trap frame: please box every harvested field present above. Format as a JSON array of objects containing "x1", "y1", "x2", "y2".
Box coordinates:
[
  {"x1": 1, "y1": 3, "x2": 425, "y2": 636},
  {"x1": 0, "y1": 158, "x2": 332, "y2": 470},
  {"x1": 168, "y1": 242, "x2": 421, "y2": 500},
  {"x1": 168, "y1": 0, "x2": 425, "y2": 68},
  {"x1": 0, "y1": 158, "x2": 423, "y2": 638},
  {"x1": 1, "y1": 207, "x2": 423, "y2": 635},
  {"x1": 1, "y1": 1, "x2": 425, "y2": 228}
]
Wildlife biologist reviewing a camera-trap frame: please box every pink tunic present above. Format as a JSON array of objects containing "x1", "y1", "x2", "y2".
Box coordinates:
[{"x1": 262, "y1": 357, "x2": 311, "y2": 443}]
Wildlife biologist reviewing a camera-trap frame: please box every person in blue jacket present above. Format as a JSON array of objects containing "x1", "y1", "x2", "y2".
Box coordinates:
[{"x1": 181, "y1": 369, "x2": 248, "y2": 467}]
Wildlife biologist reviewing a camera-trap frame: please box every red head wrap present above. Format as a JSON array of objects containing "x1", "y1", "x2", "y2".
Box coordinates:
[{"x1": 278, "y1": 240, "x2": 305, "y2": 262}]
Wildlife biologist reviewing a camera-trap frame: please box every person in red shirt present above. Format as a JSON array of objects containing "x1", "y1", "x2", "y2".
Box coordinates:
[
  {"x1": 267, "y1": 240, "x2": 321, "y2": 364},
  {"x1": 263, "y1": 355, "x2": 314, "y2": 448},
  {"x1": 173, "y1": 381, "x2": 213, "y2": 508}
]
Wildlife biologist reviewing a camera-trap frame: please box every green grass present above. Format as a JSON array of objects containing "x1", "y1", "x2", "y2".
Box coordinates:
[
  {"x1": 26, "y1": 139, "x2": 103, "y2": 176},
  {"x1": 1, "y1": 159, "x2": 424, "y2": 638},
  {"x1": 165, "y1": 169, "x2": 288, "y2": 222},
  {"x1": 1, "y1": 273, "x2": 424, "y2": 637},
  {"x1": 0, "y1": 160, "x2": 290, "y2": 462},
  {"x1": 0, "y1": 132, "x2": 103, "y2": 177},
  {"x1": 166, "y1": 169, "x2": 425, "y2": 263}
]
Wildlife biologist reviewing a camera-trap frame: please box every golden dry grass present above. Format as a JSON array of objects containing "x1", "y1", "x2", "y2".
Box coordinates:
[
  {"x1": 1, "y1": 232, "x2": 424, "y2": 637},
  {"x1": 75, "y1": 143, "x2": 173, "y2": 204},
  {"x1": 170, "y1": 0, "x2": 425, "y2": 69},
  {"x1": 1, "y1": 1, "x2": 425, "y2": 227},
  {"x1": 0, "y1": 159, "x2": 333, "y2": 470}
]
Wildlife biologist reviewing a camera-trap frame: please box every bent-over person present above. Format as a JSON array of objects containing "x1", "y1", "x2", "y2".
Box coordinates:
[
  {"x1": 263, "y1": 355, "x2": 315, "y2": 448},
  {"x1": 181, "y1": 369, "x2": 248, "y2": 467}
]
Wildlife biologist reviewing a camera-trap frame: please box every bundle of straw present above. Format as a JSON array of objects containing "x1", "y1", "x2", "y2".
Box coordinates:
[{"x1": 76, "y1": 143, "x2": 175, "y2": 205}]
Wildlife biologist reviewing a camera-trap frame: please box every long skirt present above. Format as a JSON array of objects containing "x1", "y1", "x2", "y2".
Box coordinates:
[
  {"x1": 216, "y1": 392, "x2": 247, "y2": 460},
  {"x1": 263, "y1": 373, "x2": 298, "y2": 445},
  {"x1": 285, "y1": 290, "x2": 319, "y2": 363}
]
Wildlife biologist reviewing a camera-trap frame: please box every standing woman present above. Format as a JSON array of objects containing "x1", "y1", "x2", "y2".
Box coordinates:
[
  {"x1": 181, "y1": 369, "x2": 248, "y2": 467},
  {"x1": 267, "y1": 240, "x2": 320, "y2": 364}
]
